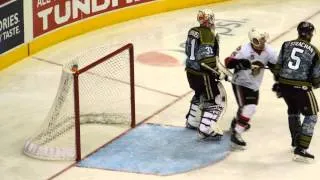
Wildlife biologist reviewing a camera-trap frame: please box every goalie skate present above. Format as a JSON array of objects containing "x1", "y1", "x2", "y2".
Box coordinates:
[
  {"x1": 186, "y1": 121, "x2": 198, "y2": 130},
  {"x1": 293, "y1": 147, "x2": 315, "y2": 163},
  {"x1": 198, "y1": 131, "x2": 223, "y2": 141}
]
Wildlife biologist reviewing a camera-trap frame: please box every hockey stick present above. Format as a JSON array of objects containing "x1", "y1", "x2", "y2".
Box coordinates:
[
  {"x1": 200, "y1": 63, "x2": 233, "y2": 82},
  {"x1": 216, "y1": 57, "x2": 234, "y2": 77},
  {"x1": 252, "y1": 64, "x2": 270, "y2": 69}
]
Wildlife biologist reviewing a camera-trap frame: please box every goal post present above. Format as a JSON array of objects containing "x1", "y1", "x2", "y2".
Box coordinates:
[{"x1": 24, "y1": 43, "x2": 135, "y2": 161}]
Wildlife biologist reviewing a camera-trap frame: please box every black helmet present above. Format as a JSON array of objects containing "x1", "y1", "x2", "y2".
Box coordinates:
[{"x1": 297, "y1": 21, "x2": 315, "y2": 38}]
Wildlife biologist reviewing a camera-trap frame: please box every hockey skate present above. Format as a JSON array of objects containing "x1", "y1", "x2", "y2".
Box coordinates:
[
  {"x1": 230, "y1": 131, "x2": 246, "y2": 150},
  {"x1": 198, "y1": 131, "x2": 223, "y2": 141},
  {"x1": 293, "y1": 147, "x2": 314, "y2": 163},
  {"x1": 230, "y1": 118, "x2": 251, "y2": 132}
]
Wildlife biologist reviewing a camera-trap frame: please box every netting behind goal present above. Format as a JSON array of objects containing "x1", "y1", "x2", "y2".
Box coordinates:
[{"x1": 24, "y1": 43, "x2": 135, "y2": 161}]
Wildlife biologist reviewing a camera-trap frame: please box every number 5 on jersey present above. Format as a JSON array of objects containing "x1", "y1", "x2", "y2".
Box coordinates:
[{"x1": 289, "y1": 47, "x2": 304, "y2": 70}]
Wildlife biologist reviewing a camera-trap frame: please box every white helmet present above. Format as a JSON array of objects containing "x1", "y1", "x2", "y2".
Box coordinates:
[
  {"x1": 248, "y1": 28, "x2": 269, "y2": 50},
  {"x1": 197, "y1": 9, "x2": 215, "y2": 29}
]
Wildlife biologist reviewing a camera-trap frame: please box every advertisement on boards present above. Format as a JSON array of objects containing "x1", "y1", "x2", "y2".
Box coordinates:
[
  {"x1": 33, "y1": 0, "x2": 155, "y2": 38},
  {"x1": 0, "y1": 0, "x2": 24, "y2": 54}
]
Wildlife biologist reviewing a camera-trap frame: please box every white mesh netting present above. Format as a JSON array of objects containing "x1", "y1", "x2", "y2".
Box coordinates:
[{"x1": 24, "y1": 44, "x2": 134, "y2": 160}]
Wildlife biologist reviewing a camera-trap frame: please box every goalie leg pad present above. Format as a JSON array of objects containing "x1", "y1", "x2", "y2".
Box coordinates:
[
  {"x1": 186, "y1": 96, "x2": 201, "y2": 130},
  {"x1": 198, "y1": 105, "x2": 224, "y2": 140},
  {"x1": 197, "y1": 83, "x2": 226, "y2": 139},
  {"x1": 186, "y1": 103, "x2": 201, "y2": 130}
]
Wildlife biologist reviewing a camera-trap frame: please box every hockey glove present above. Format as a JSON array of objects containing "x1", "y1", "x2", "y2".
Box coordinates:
[
  {"x1": 272, "y1": 83, "x2": 282, "y2": 98},
  {"x1": 312, "y1": 78, "x2": 320, "y2": 89},
  {"x1": 234, "y1": 59, "x2": 251, "y2": 71}
]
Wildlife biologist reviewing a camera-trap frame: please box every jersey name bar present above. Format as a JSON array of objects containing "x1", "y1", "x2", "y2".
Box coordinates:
[{"x1": 289, "y1": 41, "x2": 314, "y2": 54}]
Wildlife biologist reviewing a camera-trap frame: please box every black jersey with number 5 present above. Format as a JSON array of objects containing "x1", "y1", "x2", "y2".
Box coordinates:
[
  {"x1": 276, "y1": 39, "x2": 320, "y2": 87},
  {"x1": 185, "y1": 27, "x2": 219, "y2": 72}
]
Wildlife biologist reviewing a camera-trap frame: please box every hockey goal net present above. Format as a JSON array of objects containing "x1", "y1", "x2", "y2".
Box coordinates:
[{"x1": 24, "y1": 43, "x2": 135, "y2": 161}]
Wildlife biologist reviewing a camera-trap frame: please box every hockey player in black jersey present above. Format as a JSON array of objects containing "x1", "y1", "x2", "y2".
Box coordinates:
[
  {"x1": 273, "y1": 21, "x2": 320, "y2": 161},
  {"x1": 184, "y1": 9, "x2": 226, "y2": 140}
]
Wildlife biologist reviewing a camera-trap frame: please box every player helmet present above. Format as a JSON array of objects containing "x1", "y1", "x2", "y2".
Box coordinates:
[
  {"x1": 248, "y1": 28, "x2": 269, "y2": 50},
  {"x1": 297, "y1": 21, "x2": 314, "y2": 42},
  {"x1": 197, "y1": 9, "x2": 215, "y2": 29}
]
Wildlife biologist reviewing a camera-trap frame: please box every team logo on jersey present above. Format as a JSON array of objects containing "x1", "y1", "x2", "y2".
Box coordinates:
[
  {"x1": 250, "y1": 54, "x2": 255, "y2": 60},
  {"x1": 231, "y1": 51, "x2": 237, "y2": 57}
]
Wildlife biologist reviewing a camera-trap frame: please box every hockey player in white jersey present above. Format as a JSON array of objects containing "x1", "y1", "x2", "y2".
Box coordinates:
[{"x1": 224, "y1": 28, "x2": 277, "y2": 149}]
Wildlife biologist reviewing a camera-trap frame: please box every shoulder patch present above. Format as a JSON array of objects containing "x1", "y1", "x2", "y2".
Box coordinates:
[
  {"x1": 189, "y1": 29, "x2": 200, "y2": 39},
  {"x1": 231, "y1": 45, "x2": 242, "y2": 56}
]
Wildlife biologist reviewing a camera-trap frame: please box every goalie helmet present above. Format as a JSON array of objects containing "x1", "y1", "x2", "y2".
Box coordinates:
[
  {"x1": 297, "y1": 21, "x2": 314, "y2": 42},
  {"x1": 197, "y1": 9, "x2": 215, "y2": 29},
  {"x1": 248, "y1": 28, "x2": 269, "y2": 50}
]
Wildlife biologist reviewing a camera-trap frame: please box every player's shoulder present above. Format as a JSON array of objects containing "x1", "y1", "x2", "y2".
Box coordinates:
[
  {"x1": 296, "y1": 39, "x2": 319, "y2": 54},
  {"x1": 189, "y1": 26, "x2": 210, "y2": 33},
  {"x1": 280, "y1": 40, "x2": 292, "y2": 48},
  {"x1": 229, "y1": 43, "x2": 249, "y2": 57},
  {"x1": 309, "y1": 42, "x2": 320, "y2": 54},
  {"x1": 264, "y1": 44, "x2": 277, "y2": 54},
  {"x1": 188, "y1": 27, "x2": 201, "y2": 38},
  {"x1": 237, "y1": 42, "x2": 251, "y2": 52},
  {"x1": 313, "y1": 46, "x2": 320, "y2": 59}
]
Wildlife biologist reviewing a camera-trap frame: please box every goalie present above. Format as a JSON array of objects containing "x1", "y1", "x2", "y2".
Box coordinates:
[
  {"x1": 184, "y1": 9, "x2": 226, "y2": 140},
  {"x1": 224, "y1": 28, "x2": 278, "y2": 149}
]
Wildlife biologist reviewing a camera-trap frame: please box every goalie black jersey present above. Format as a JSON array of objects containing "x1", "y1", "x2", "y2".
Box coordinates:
[
  {"x1": 276, "y1": 39, "x2": 320, "y2": 87},
  {"x1": 185, "y1": 27, "x2": 219, "y2": 72}
]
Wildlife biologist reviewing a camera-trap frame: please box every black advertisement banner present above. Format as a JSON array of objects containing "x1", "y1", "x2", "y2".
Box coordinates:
[{"x1": 0, "y1": 0, "x2": 24, "y2": 54}]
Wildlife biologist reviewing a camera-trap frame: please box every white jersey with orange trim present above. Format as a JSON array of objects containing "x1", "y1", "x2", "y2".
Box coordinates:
[{"x1": 230, "y1": 43, "x2": 277, "y2": 91}]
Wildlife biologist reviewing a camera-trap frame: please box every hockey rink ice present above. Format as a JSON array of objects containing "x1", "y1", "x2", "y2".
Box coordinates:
[{"x1": 1, "y1": 0, "x2": 320, "y2": 179}]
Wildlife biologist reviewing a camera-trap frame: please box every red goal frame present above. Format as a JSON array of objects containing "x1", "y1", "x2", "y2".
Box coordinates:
[{"x1": 72, "y1": 43, "x2": 135, "y2": 161}]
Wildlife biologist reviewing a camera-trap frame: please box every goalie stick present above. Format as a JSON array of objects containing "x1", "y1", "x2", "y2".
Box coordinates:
[
  {"x1": 216, "y1": 57, "x2": 234, "y2": 78},
  {"x1": 201, "y1": 62, "x2": 233, "y2": 82}
]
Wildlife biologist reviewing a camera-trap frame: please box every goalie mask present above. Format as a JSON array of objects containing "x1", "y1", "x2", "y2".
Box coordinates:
[
  {"x1": 197, "y1": 9, "x2": 215, "y2": 31},
  {"x1": 248, "y1": 28, "x2": 269, "y2": 50},
  {"x1": 297, "y1": 21, "x2": 315, "y2": 42}
]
